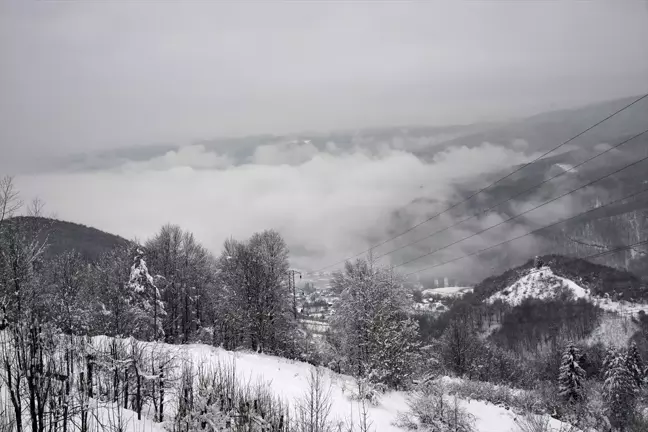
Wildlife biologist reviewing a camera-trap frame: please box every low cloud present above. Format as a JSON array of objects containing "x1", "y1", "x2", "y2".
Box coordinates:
[
  {"x1": 16, "y1": 140, "x2": 540, "y2": 279},
  {"x1": 250, "y1": 141, "x2": 320, "y2": 166},
  {"x1": 121, "y1": 144, "x2": 234, "y2": 171}
]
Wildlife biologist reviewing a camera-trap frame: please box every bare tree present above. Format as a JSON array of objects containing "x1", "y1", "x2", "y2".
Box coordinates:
[
  {"x1": 215, "y1": 230, "x2": 295, "y2": 355},
  {"x1": 26, "y1": 197, "x2": 46, "y2": 218},
  {"x1": 294, "y1": 367, "x2": 334, "y2": 432},
  {"x1": 0, "y1": 176, "x2": 22, "y2": 224}
]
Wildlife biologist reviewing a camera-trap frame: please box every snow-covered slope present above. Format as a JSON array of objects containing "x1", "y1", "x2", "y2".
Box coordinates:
[
  {"x1": 84, "y1": 337, "x2": 573, "y2": 432},
  {"x1": 487, "y1": 267, "x2": 588, "y2": 306},
  {"x1": 486, "y1": 266, "x2": 648, "y2": 314},
  {"x1": 587, "y1": 313, "x2": 639, "y2": 349}
]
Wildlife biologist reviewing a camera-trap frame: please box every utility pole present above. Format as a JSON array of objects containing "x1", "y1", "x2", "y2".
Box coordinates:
[{"x1": 287, "y1": 270, "x2": 302, "y2": 319}]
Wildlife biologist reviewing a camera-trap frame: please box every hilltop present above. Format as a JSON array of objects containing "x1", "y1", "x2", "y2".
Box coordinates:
[
  {"x1": 473, "y1": 254, "x2": 648, "y2": 303},
  {"x1": 1, "y1": 216, "x2": 131, "y2": 262}
]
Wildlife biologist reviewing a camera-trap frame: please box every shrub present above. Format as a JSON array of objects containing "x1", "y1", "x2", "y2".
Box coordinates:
[
  {"x1": 441, "y1": 378, "x2": 543, "y2": 415},
  {"x1": 397, "y1": 382, "x2": 476, "y2": 432},
  {"x1": 294, "y1": 367, "x2": 335, "y2": 432}
]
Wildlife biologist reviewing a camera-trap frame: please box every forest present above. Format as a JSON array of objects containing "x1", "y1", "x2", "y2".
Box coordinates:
[{"x1": 2, "y1": 174, "x2": 648, "y2": 432}]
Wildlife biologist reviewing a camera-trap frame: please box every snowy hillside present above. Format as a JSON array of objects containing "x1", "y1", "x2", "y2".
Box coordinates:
[
  {"x1": 79, "y1": 337, "x2": 570, "y2": 432},
  {"x1": 487, "y1": 266, "x2": 648, "y2": 314}
]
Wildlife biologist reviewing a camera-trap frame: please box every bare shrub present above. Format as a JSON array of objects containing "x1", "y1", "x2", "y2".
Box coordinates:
[
  {"x1": 172, "y1": 357, "x2": 290, "y2": 432},
  {"x1": 294, "y1": 367, "x2": 334, "y2": 432},
  {"x1": 397, "y1": 382, "x2": 475, "y2": 432}
]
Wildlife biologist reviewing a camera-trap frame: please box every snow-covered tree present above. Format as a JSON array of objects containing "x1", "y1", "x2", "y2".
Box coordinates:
[
  {"x1": 129, "y1": 246, "x2": 166, "y2": 340},
  {"x1": 329, "y1": 258, "x2": 419, "y2": 388},
  {"x1": 215, "y1": 230, "x2": 296, "y2": 355},
  {"x1": 90, "y1": 246, "x2": 135, "y2": 336},
  {"x1": 625, "y1": 342, "x2": 644, "y2": 389},
  {"x1": 603, "y1": 349, "x2": 638, "y2": 431},
  {"x1": 440, "y1": 316, "x2": 480, "y2": 378},
  {"x1": 145, "y1": 224, "x2": 216, "y2": 343},
  {"x1": 558, "y1": 343, "x2": 586, "y2": 403},
  {"x1": 45, "y1": 250, "x2": 93, "y2": 334}
]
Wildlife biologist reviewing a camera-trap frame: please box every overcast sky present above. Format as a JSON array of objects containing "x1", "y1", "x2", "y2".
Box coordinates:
[
  {"x1": 3, "y1": 1, "x2": 648, "y2": 275},
  {"x1": 2, "y1": 1, "x2": 647, "y2": 164}
]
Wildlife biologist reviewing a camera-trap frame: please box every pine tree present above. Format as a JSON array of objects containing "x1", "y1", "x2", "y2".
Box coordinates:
[
  {"x1": 603, "y1": 349, "x2": 637, "y2": 431},
  {"x1": 626, "y1": 342, "x2": 644, "y2": 389},
  {"x1": 558, "y1": 343, "x2": 586, "y2": 403},
  {"x1": 129, "y1": 247, "x2": 166, "y2": 340}
]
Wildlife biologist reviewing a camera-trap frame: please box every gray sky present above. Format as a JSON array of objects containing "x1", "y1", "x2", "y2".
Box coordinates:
[{"x1": 2, "y1": 1, "x2": 647, "y2": 164}]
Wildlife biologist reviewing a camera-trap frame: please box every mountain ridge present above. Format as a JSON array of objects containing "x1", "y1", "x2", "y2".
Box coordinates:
[{"x1": 0, "y1": 216, "x2": 132, "y2": 262}]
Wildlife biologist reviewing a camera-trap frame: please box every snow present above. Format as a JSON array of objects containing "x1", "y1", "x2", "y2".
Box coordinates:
[
  {"x1": 555, "y1": 163, "x2": 577, "y2": 173},
  {"x1": 1, "y1": 329, "x2": 576, "y2": 432},
  {"x1": 487, "y1": 266, "x2": 648, "y2": 314},
  {"x1": 300, "y1": 318, "x2": 330, "y2": 334},
  {"x1": 85, "y1": 336, "x2": 572, "y2": 432},
  {"x1": 468, "y1": 402, "x2": 571, "y2": 432},
  {"x1": 129, "y1": 257, "x2": 155, "y2": 293},
  {"x1": 422, "y1": 286, "x2": 473, "y2": 298},
  {"x1": 587, "y1": 313, "x2": 638, "y2": 349},
  {"x1": 487, "y1": 267, "x2": 588, "y2": 306}
]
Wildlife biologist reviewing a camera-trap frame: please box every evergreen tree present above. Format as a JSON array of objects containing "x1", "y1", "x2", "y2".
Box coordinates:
[
  {"x1": 626, "y1": 342, "x2": 644, "y2": 389},
  {"x1": 603, "y1": 349, "x2": 637, "y2": 431},
  {"x1": 129, "y1": 247, "x2": 166, "y2": 340},
  {"x1": 558, "y1": 343, "x2": 586, "y2": 403}
]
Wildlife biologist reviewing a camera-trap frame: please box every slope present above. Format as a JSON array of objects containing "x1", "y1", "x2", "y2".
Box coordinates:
[
  {"x1": 486, "y1": 265, "x2": 648, "y2": 314},
  {"x1": 87, "y1": 336, "x2": 572, "y2": 432},
  {"x1": 474, "y1": 255, "x2": 647, "y2": 303},
  {"x1": 1, "y1": 216, "x2": 132, "y2": 262}
]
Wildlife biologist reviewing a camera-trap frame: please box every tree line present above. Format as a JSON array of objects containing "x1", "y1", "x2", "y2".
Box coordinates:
[{"x1": 0, "y1": 175, "x2": 421, "y2": 432}]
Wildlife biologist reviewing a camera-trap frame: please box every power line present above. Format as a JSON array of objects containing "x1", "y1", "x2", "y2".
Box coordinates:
[
  {"x1": 375, "y1": 129, "x2": 648, "y2": 260},
  {"x1": 404, "y1": 186, "x2": 648, "y2": 277},
  {"x1": 585, "y1": 240, "x2": 648, "y2": 261},
  {"x1": 313, "y1": 93, "x2": 648, "y2": 272},
  {"x1": 394, "y1": 151, "x2": 648, "y2": 269},
  {"x1": 399, "y1": 156, "x2": 648, "y2": 271}
]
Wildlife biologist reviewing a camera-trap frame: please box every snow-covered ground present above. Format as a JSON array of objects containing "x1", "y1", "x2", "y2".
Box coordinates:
[
  {"x1": 300, "y1": 318, "x2": 331, "y2": 334},
  {"x1": 487, "y1": 266, "x2": 648, "y2": 314},
  {"x1": 587, "y1": 312, "x2": 639, "y2": 349},
  {"x1": 422, "y1": 286, "x2": 474, "y2": 298},
  {"x1": 412, "y1": 300, "x2": 448, "y2": 314},
  {"x1": 81, "y1": 337, "x2": 571, "y2": 432},
  {"x1": 1, "y1": 330, "x2": 576, "y2": 432}
]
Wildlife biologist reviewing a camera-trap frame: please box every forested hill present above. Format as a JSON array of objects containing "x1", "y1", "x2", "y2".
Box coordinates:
[
  {"x1": 0, "y1": 216, "x2": 131, "y2": 262},
  {"x1": 473, "y1": 254, "x2": 648, "y2": 302}
]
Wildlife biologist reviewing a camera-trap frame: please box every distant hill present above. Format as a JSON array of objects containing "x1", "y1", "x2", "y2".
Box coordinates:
[
  {"x1": 473, "y1": 254, "x2": 648, "y2": 303},
  {"x1": 1, "y1": 216, "x2": 131, "y2": 262},
  {"x1": 387, "y1": 96, "x2": 648, "y2": 282}
]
